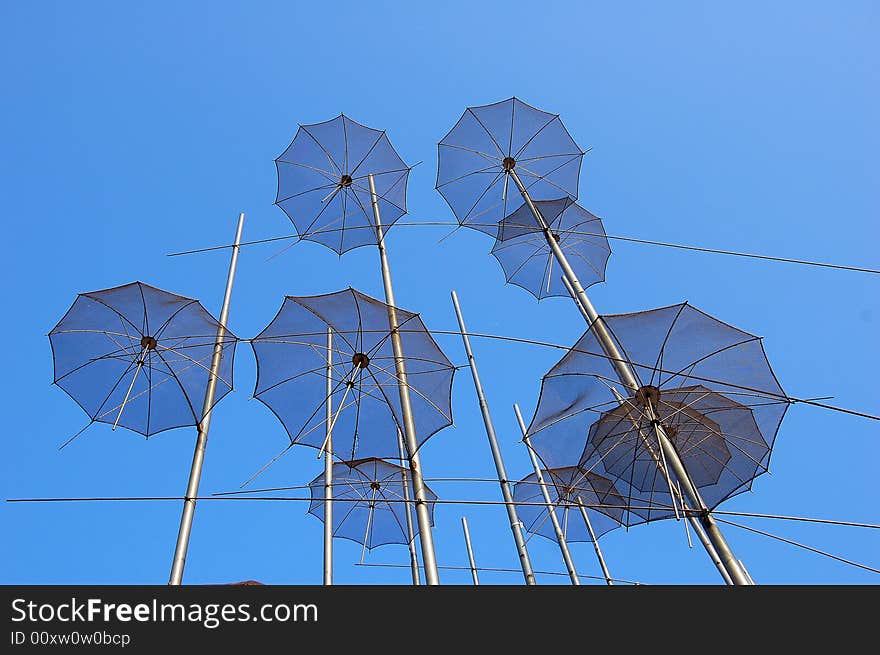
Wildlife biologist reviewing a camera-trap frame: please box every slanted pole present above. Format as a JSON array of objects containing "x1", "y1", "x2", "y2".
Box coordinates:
[{"x1": 169, "y1": 212, "x2": 244, "y2": 585}]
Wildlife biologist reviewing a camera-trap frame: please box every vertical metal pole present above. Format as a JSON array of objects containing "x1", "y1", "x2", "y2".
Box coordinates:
[
  {"x1": 513, "y1": 403, "x2": 579, "y2": 585},
  {"x1": 169, "y1": 212, "x2": 244, "y2": 585},
  {"x1": 575, "y1": 496, "x2": 614, "y2": 586},
  {"x1": 450, "y1": 291, "x2": 536, "y2": 585},
  {"x1": 461, "y1": 517, "x2": 480, "y2": 585},
  {"x1": 551, "y1": 225, "x2": 751, "y2": 584},
  {"x1": 397, "y1": 428, "x2": 421, "y2": 585},
  {"x1": 323, "y1": 328, "x2": 333, "y2": 585},
  {"x1": 369, "y1": 174, "x2": 441, "y2": 585}
]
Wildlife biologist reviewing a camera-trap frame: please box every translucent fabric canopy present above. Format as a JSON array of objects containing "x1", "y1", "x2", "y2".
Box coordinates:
[
  {"x1": 275, "y1": 114, "x2": 410, "y2": 254},
  {"x1": 308, "y1": 457, "x2": 437, "y2": 549},
  {"x1": 513, "y1": 466, "x2": 624, "y2": 543},
  {"x1": 251, "y1": 288, "x2": 455, "y2": 463},
  {"x1": 491, "y1": 197, "x2": 610, "y2": 300},
  {"x1": 437, "y1": 97, "x2": 584, "y2": 237},
  {"x1": 585, "y1": 385, "x2": 768, "y2": 522},
  {"x1": 526, "y1": 303, "x2": 788, "y2": 520},
  {"x1": 49, "y1": 281, "x2": 237, "y2": 438}
]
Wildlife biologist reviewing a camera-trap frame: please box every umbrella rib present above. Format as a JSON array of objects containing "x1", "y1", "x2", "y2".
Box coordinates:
[
  {"x1": 94, "y1": 352, "x2": 212, "y2": 422},
  {"x1": 300, "y1": 125, "x2": 342, "y2": 176},
  {"x1": 658, "y1": 336, "x2": 762, "y2": 389},
  {"x1": 435, "y1": 163, "x2": 501, "y2": 190},
  {"x1": 53, "y1": 342, "x2": 143, "y2": 385},
  {"x1": 365, "y1": 358, "x2": 452, "y2": 423},
  {"x1": 438, "y1": 141, "x2": 502, "y2": 165},
  {"x1": 151, "y1": 300, "x2": 203, "y2": 341},
  {"x1": 275, "y1": 181, "x2": 338, "y2": 206},
  {"x1": 151, "y1": 347, "x2": 203, "y2": 426},
  {"x1": 512, "y1": 114, "x2": 559, "y2": 160},
  {"x1": 465, "y1": 107, "x2": 506, "y2": 157},
  {"x1": 275, "y1": 157, "x2": 339, "y2": 182},
  {"x1": 348, "y1": 130, "x2": 387, "y2": 178},
  {"x1": 137, "y1": 283, "x2": 149, "y2": 337},
  {"x1": 81, "y1": 296, "x2": 143, "y2": 338},
  {"x1": 650, "y1": 304, "x2": 688, "y2": 388}
]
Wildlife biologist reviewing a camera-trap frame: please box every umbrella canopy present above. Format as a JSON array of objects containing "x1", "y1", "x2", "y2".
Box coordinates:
[
  {"x1": 526, "y1": 302, "x2": 788, "y2": 520},
  {"x1": 436, "y1": 97, "x2": 584, "y2": 237},
  {"x1": 49, "y1": 281, "x2": 237, "y2": 438},
  {"x1": 251, "y1": 288, "x2": 455, "y2": 464},
  {"x1": 513, "y1": 466, "x2": 624, "y2": 543},
  {"x1": 491, "y1": 197, "x2": 610, "y2": 300},
  {"x1": 585, "y1": 385, "x2": 767, "y2": 523},
  {"x1": 308, "y1": 457, "x2": 437, "y2": 549},
  {"x1": 275, "y1": 114, "x2": 411, "y2": 254}
]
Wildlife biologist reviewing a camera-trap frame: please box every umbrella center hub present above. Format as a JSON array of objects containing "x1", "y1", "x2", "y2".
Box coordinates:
[
  {"x1": 340, "y1": 174, "x2": 353, "y2": 188},
  {"x1": 635, "y1": 385, "x2": 661, "y2": 408},
  {"x1": 370, "y1": 482, "x2": 381, "y2": 491},
  {"x1": 502, "y1": 157, "x2": 516, "y2": 171},
  {"x1": 140, "y1": 336, "x2": 157, "y2": 350},
  {"x1": 352, "y1": 352, "x2": 370, "y2": 369}
]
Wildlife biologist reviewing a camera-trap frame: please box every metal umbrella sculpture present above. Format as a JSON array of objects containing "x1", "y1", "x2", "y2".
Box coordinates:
[
  {"x1": 49, "y1": 214, "x2": 243, "y2": 585},
  {"x1": 307, "y1": 457, "x2": 437, "y2": 556},
  {"x1": 274, "y1": 113, "x2": 445, "y2": 584},
  {"x1": 512, "y1": 465, "x2": 622, "y2": 585},
  {"x1": 250, "y1": 288, "x2": 454, "y2": 584},
  {"x1": 491, "y1": 197, "x2": 610, "y2": 301},
  {"x1": 526, "y1": 302, "x2": 788, "y2": 584},
  {"x1": 437, "y1": 97, "x2": 584, "y2": 237},
  {"x1": 275, "y1": 114, "x2": 410, "y2": 255}
]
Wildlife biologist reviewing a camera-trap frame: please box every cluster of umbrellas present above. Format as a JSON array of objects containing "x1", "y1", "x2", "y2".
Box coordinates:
[{"x1": 48, "y1": 97, "x2": 790, "y2": 585}]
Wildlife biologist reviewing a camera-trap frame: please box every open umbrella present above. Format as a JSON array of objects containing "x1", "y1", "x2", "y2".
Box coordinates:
[
  {"x1": 437, "y1": 97, "x2": 584, "y2": 237},
  {"x1": 491, "y1": 197, "x2": 610, "y2": 301},
  {"x1": 308, "y1": 457, "x2": 437, "y2": 551},
  {"x1": 275, "y1": 114, "x2": 410, "y2": 254},
  {"x1": 50, "y1": 281, "x2": 237, "y2": 439},
  {"x1": 526, "y1": 302, "x2": 788, "y2": 584}
]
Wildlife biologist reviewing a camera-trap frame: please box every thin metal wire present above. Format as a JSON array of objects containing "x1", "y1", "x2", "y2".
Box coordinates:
[
  {"x1": 715, "y1": 517, "x2": 880, "y2": 575},
  {"x1": 10, "y1": 496, "x2": 880, "y2": 530},
  {"x1": 165, "y1": 221, "x2": 880, "y2": 276},
  {"x1": 353, "y1": 562, "x2": 644, "y2": 585}
]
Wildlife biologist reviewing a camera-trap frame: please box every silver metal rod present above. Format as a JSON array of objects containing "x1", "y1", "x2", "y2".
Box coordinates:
[
  {"x1": 112, "y1": 350, "x2": 146, "y2": 430},
  {"x1": 168, "y1": 211, "x2": 244, "y2": 585},
  {"x1": 369, "y1": 174, "x2": 440, "y2": 585},
  {"x1": 461, "y1": 516, "x2": 480, "y2": 585},
  {"x1": 689, "y1": 514, "x2": 734, "y2": 585},
  {"x1": 543, "y1": 187, "x2": 750, "y2": 584},
  {"x1": 397, "y1": 428, "x2": 421, "y2": 585},
  {"x1": 323, "y1": 327, "x2": 333, "y2": 585},
  {"x1": 513, "y1": 403, "x2": 579, "y2": 585},
  {"x1": 576, "y1": 495, "x2": 614, "y2": 586},
  {"x1": 451, "y1": 290, "x2": 536, "y2": 585}
]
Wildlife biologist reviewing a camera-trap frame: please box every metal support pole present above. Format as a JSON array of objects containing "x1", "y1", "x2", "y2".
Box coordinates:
[
  {"x1": 169, "y1": 212, "x2": 244, "y2": 585},
  {"x1": 369, "y1": 175, "x2": 440, "y2": 585},
  {"x1": 516, "y1": 176, "x2": 750, "y2": 584},
  {"x1": 397, "y1": 428, "x2": 421, "y2": 585},
  {"x1": 451, "y1": 291, "x2": 536, "y2": 585},
  {"x1": 513, "y1": 403, "x2": 579, "y2": 585},
  {"x1": 323, "y1": 327, "x2": 333, "y2": 585},
  {"x1": 573, "y1": 496, "x2": 613, "y2": 586},
  {"x1": 461, "y1": 517, "x2": 480, "y2": 585}
]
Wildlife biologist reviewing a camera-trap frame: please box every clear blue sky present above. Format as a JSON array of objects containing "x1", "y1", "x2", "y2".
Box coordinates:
[{"x1": 2, "y1": 2, "x2": 877, "y2": 584}]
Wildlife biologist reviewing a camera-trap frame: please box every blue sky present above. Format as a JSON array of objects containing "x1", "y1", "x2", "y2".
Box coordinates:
[{"x1": 1, "y1": 2, "x2": 877, "y2": 584}]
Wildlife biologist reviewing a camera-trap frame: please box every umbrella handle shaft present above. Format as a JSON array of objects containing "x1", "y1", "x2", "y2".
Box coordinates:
[{"x1": 168, "y1": 212, "x2": 244, "y2": 586}]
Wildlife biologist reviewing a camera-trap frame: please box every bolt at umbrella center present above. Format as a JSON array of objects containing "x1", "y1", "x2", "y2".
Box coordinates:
[
  {"x1": 140, "y1": 336, "x2": 157, "y2": 350},
  {"x1": 352, "y1": 352, "x2": 370, "y2": 369},
  {"x1": 502, "y1": 157, "x2": 516, "y2": 171},
  {"x1": 339, "y1": 174, "x2": 353, "y2": 187},
  {"x1": 635, "y1": 385, "x2": 661, "y2": 408}
]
